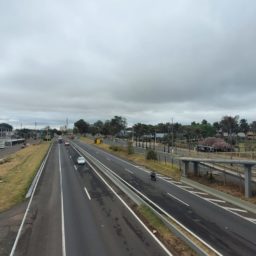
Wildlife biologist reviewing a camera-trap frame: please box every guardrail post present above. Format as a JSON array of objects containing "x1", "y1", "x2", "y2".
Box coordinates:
[{"x1": 244, "y1": 164, "x2": 252, "y2": 198}]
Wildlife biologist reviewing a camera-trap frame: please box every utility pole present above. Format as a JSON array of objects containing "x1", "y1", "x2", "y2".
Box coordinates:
[{"x1": 171, "y1": 117, "x2": 174, "y2": 154}]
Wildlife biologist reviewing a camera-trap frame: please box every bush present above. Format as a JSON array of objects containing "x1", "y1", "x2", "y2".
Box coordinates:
[
  {"x1": 109, "y1": 145, "x2": 120, "y2": 151},
  {"x1": 146, "y1": 149, "x2": 157, "y2": 160}
]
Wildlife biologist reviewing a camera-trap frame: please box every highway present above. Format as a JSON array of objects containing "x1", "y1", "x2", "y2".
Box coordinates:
[
  {"x1": 73, "y1": 139, "x2": 256, "y2": 256},
  {"x1": 12, "y1": 142, "x2": 170, "y2": 256}
]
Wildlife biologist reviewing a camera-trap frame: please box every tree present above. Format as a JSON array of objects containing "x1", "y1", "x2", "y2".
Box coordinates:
[
  {"x1": 0, "y1": 123, "x2": 13, "y2": 131},
  {"x1": 239, "y1": 119, "x2": 249, "y2": 133},
  {"x1": 74, "y1": 119, "x2": 89, "y2": 134},
  {"x1": 250, "y1": 121, "x2": 256, "y2": 133},
  {"x1": 109, "y1": 116, "x2": 126, "y2": 135},
  {"x1": 220, "y1": 115, "x2": 239, "y2": 135}
]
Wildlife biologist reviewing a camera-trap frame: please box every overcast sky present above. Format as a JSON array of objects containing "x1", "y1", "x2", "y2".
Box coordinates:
[{"x1": 1, "y1": 0, "x2": 256, "y2": 129}]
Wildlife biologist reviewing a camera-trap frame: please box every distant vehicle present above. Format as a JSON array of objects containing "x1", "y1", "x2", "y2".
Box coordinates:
[
  {"x1": 58, "y1": 136, "x2": 63, "y2": 143},
  {"x1": 195, "y1": 145, "x2": 215, "y2": 152},
  {"x1": 64, "y1": 141, "x2": 70, "y2": 146},
  {"x1": 77, "y1": 156, "x2": 86, "y2": 165}
]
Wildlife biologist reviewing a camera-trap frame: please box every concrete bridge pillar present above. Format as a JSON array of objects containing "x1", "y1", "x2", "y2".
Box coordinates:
[
  {"x1": 182, "y1": 161, "x2": 189, "y2": 177},
  {"x1": 193, "y1": 161, "x2": 199, "y2": 176},
  {"x1": 244, "y1": 164, "x2": 252, "y2": 198}
]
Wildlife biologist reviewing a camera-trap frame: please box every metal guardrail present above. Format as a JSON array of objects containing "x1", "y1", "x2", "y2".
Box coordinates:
[{"x1": 72, "y1": 142, "x2": 221, "y2": 256}]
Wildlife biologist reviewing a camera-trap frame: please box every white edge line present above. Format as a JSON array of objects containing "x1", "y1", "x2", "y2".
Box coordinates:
[
  {"x1": 71, "y1": 144, "x2": 172, "y2": 256},
  {"x1": 72, "y1": 143, "x2": 222, "y2": 256},
  {"x1": 10, "y1": 143, "x2": 53, "y2": 256},
  {"x1": 74, "y1": 165, "x2": 77, "y2": 171},
  {"x1": 167, "y1": 193, "x2": 190, "y2": 207},
  {"x1": 84, "y1": 186, "x2": 91, "y2": 200},
  {"x1": 59, "y1": 144, "x2": 67, "y2": 256}
]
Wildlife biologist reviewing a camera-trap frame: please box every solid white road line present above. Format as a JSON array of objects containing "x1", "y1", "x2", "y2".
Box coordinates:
[
  {"x1": 125, "y1": 168, "x2": 134, "y2": 174},
  {"x1": 59, "y1": 145, "x2": 67, "y2": 256},
  {"x1": 245, "y1": 217, "x2": 256, "y2": 223},
  {"x1": 84, "y1": 187, "x2": 91, "y2": 200},
  {"x1": 9, "y1": 144, "x2": 52, "y2": 256},
  {"x1": 74, "y1": 165, "x2": 77, "y2": 171},
  {"x1": 204, "y1": 198, "x2": 226, "y2": 203},
  {"x1": 163, "y1": 177, "x2": 173, "y2": 180},
  {"x1": 167, "y1": 193, "x2": 190, "y2": 207},
  {"x1": 223, "y1": 207, "x2": 247, "y2": 213}
]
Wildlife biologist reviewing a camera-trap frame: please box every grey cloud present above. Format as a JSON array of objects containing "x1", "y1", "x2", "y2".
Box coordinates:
[{"x1": 1, "y1": 0, "x2": 256, "y2": 128}]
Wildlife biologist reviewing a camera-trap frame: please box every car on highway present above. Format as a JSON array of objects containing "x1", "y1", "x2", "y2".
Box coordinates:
[
  {"x1": 64, "y1": 141, "x2": 70, "y2": 146},
  {"x1": 77, "y1": 156, "x2": 86, "y2": 165}
]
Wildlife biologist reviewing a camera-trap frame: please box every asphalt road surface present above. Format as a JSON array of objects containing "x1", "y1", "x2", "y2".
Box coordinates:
[
  {"x1": 13, "y1": 142, "x2": 170, "y2": 256},
  {"x1": 73, "y1": 140, "x2": 256, "y2": 256}
]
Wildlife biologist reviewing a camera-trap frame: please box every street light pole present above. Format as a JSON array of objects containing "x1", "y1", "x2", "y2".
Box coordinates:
[{"x1": 171, "y1": 117, "x2": 174, "y2": 153}]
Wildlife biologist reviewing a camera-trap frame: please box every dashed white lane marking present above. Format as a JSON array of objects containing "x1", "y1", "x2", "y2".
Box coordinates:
[
  {"x1": 204, "y1": 198, "x2": 226, "y2": 203},
  {"x1": 167, "y1": 193, "x2": 190, "y2": 207},
  {"x1": 70, "y1": 155, "x2": 72, "y2": 159},
  {"x1": 74, "y1": 165, "x2": 77, "y2": 171},
  {"x1": 106, "y1": 157, "x2": 111, "y2": 161},
  {"x1": 135, "y1": 166, "x2": 150, "y2": 173},
  {"x1": 125, "y1": 168, "x2": 133, "y2": 174},
  {"x1": 190, "y1": 191, "x2": 208, "y2": 195},
  {"x1": 223, "y1": 207, "x2": 247, "y2": 213},
  {"x1": 172, "y1": 181, "x2": 182, "y2": 184},
  {"x1": 84, "y1": 187, "x2": 91, "y2": 200},
  {"x1": 177, "y1": 185, "x2": 193, "y2": 189}
]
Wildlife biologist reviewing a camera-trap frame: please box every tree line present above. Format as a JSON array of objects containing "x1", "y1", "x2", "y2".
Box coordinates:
[{"x1": 74, "y1": 115, "x2": 256, "y2": 140}]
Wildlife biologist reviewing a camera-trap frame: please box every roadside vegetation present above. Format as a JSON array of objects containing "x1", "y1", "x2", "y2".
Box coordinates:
[
  {"x1": 0, "y1": 142, "x2": 50, "y2": 212},
  {"x1": 136, "y1": 205, "x2": 196, "y2": 256}
]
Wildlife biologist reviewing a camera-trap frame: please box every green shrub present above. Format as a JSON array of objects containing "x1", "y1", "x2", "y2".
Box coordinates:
[{"x1": 146, "y1": 149, "x2": 157, "y2": 160}]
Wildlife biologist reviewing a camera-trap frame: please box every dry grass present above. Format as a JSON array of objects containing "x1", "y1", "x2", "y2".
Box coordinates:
[
  {"x1": 80, "y1": 137, "x2": 181, "y2": 180},
  {"x1": 0, "y1": 142, "x2": 50, "y2": 212},
  {"x1": 190, "y1": 175, "x2": 256, "y2": 205},
  {"x1": 137, "y1": 205, "x2": 196, "y2": 256}
]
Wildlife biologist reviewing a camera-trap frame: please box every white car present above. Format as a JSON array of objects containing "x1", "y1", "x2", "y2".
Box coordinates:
[{"x1": 77, "y1": 156, "x2": 86, "y2": 165}]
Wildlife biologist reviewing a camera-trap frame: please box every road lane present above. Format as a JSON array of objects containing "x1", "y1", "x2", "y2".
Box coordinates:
[
  {"x1": 15, "y1": 143, "x2": 62, "y2": 256},
  {"x1": 74, "y1": 140, "x2": 256, "y2": 256},
  {"x1": 60, "y1": 144, "x2": 170, "y2": 256}
]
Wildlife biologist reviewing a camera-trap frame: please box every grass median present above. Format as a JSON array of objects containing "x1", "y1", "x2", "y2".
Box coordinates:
[{"x1": 0, "y1": 142, "x2": 50, "y2": 212}]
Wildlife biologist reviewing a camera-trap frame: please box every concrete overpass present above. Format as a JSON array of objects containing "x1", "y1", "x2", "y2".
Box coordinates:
[{"x1": 179, "y1": 157, "x2": 256, "y2": 198}]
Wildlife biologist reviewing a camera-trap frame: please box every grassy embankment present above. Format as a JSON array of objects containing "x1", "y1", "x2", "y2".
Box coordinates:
[
  {"x1": 80, "y1": 137, "x2": 181, "y2": 180},
  {"x1": 137, "y1": 205, "x2": 219, "y2": 255},
  {"x1": 0, "y1": 142, "x2": 50, "y2": 212}
]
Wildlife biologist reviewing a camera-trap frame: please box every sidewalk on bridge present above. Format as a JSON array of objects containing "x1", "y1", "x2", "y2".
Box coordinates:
[{"x1": 181, "y1": 177, "x2": 256, "y2": 214}]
